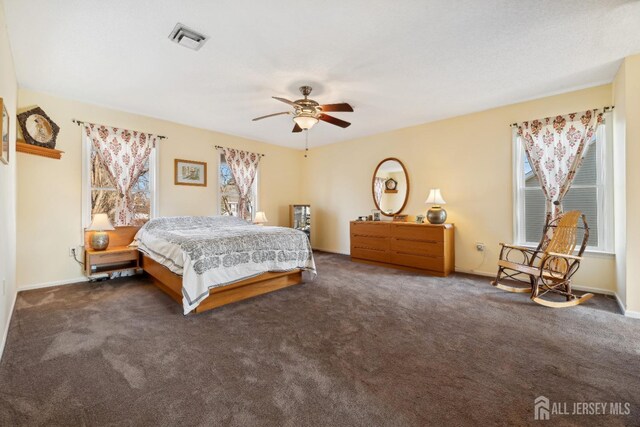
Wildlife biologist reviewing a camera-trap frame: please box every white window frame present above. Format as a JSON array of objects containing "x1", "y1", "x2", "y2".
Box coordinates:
[
  {"x1": 81, "y1": 137, "x2": 158, "y2": 230},
  {"x1": 217, "y1": 152, "x2": 259, "y2": 219},
  {"x1": 513, "y1": 112, "x2": 614, "y2": 254}
]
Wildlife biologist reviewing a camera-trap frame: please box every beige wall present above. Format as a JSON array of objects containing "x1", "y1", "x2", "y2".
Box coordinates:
[
  {"x1": 613, "y1": 55, "x2": 640, "y2": 314},
  {"x1": 16, "y1": 89, "x2": 304, "y2": 288},
  {"x1": 0, "y1": 0, "x2": 18, "y2": 356},
  {"x1": 303, "y1": 84, "x2": 616, "y2": 293},
  {"x1": 612, "y1": 59, "x2": 628, "y2": 308}
]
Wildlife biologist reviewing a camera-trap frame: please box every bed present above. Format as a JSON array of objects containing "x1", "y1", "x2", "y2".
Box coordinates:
[{"x1": 134, "y1": 216, "x2": 316, "y2": 314}]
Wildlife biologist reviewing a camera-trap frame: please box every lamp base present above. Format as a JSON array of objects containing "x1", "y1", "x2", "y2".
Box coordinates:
[
  {"x1": 91, "y1": 231, "x2": 110, "y2": 251},
  {"x1": 427, "y1": 206, "x2": 447, "y2": 224}
]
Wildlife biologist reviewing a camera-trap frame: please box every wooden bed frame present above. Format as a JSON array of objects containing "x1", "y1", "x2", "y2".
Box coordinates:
[
  {"x1": 85, "y1": 226, "x2": 305, "y2": 313},
  {"x1": 141, "y1": 254, "x2": 303, "y2": 313}
]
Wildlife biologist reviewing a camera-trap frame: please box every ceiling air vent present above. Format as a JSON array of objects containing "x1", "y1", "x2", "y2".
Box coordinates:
[{"x1": 169, "y1": 23, "x2": 208, "y2": 51}]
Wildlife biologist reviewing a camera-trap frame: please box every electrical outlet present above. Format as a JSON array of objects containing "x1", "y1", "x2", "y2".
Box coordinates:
[
  {"x1": 69, "y1": 247, "x2": 76, "y2": 257},
  {"x1": 475, "y1": 242, "x2": 485, "y2": 252}
]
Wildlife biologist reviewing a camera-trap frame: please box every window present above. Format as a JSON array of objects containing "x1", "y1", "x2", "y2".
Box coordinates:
[
  {"x1": 83, "y1": 140, "x2": 156, "y2": 227},
  {"x1": 514, "y1": 113, "x2": 613, "y2": 252},
  {"x1": 218, "y1": 152, "x2": 258, "y2": 219}
]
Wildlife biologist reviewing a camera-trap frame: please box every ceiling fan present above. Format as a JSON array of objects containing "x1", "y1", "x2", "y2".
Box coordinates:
[{"x1": 252, "y1": 86, "x2": 353, "y2": 132}]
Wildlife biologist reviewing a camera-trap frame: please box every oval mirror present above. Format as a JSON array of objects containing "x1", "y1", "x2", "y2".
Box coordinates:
[{"x1": 372, "y1": 158, "x2": 410, "y2": 216}]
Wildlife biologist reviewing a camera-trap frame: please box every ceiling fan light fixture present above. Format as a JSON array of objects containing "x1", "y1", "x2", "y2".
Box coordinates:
[{"x1": 293, "y1": 116, "x2": 318, "y2": 130}]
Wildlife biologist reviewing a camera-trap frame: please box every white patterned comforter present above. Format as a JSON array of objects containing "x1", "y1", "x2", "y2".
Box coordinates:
[{"x1": 134, "y1": 216, "x2": 316, "y2": 314}]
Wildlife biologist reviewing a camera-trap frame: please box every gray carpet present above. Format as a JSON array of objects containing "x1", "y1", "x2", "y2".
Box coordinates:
[{"x1": 0, "y1": 252, "x2": 638, "y2": 426}]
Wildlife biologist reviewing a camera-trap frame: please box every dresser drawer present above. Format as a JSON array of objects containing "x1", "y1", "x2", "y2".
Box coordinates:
[
  {"x1": 390, "y1": 238, "x2": 443, "y2": 257},
  {"x1": 390, "y1": 252, "x2": 444, "y2": 272},
  {"x1": 391, "y1": 224, "x2": 443, "y2": 242},
  {"x1": 90, "y1": 250, "x2": 138, "y2": 264},
  {"x1": 351, "y1": 247, "x2": 390, "y2": 264},
  {"x1": 351, "y1": 235, "x2": 389, "y2": 252},
  {"x1": 350, "y1": 222, "x2": 390, "y2": 237}
]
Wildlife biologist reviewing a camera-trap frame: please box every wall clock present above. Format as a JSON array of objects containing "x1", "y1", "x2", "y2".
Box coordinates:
[
  {"x1": 384, "y1": 178, "x2": 397, "y2": 190},
  {"x1": 17, "y1": 106, "x2": 60, "y2": 149}
]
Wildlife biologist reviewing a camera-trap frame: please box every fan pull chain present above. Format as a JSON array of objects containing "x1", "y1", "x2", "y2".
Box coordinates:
[{"x1": 304, "y1": 130, "x2": 309, "y2": 158}]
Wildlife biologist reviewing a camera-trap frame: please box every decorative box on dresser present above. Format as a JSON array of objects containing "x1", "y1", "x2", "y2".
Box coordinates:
[{"x1": 350, "y1": 221, "x2": 454, "y2": 276}]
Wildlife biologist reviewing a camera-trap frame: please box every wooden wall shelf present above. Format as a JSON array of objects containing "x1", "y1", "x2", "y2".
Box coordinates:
[{"x1": 16, "y1": 140, "x2": 64, "y2": 159}]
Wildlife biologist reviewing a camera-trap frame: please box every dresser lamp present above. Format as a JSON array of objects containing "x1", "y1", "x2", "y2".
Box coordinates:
[
  {"x1": 425, "y1": 189, "x2": 447, "y2": 224},
  {"x1": 254, "y1": 211, "x2": 268, "y2": 226},
  {"x1": 87, "y1": 213, "x2": 115, "y2": 250}
]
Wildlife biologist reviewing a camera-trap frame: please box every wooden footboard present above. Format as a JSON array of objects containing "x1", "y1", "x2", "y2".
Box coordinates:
[{"x1": 140, "y1": 254, "x2": 304, "y2": 313}]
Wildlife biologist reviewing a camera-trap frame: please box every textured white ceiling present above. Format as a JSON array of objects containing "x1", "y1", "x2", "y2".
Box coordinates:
[{"x1": 4, "y1": 0, "x2": 640, "y2": 149}]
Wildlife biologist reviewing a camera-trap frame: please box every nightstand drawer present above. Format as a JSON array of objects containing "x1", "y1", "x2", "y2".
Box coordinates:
[{"x1": 90, "y1": 250, "x2": 138, "y2": 264}]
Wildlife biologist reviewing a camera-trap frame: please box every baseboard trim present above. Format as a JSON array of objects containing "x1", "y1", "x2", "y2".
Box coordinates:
[
  {"x1": 613, "y1": 294, "x2": 640, "y2": 319},
  {"x1": 18, "y1": 276, "x2": 88, "y2": 292},
  {"x1": 0, "y1": 289, "x2": 17, "y2": 362},
  {"x1": 623, "y1": 309, "x2": 640, "y2": 319}
]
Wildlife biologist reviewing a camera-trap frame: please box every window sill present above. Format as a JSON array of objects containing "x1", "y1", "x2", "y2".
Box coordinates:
[{"x1": 515, "y1": 243, "x2": 615, "y2": 258}]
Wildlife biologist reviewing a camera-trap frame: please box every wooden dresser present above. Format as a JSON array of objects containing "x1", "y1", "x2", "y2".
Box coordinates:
[{"x1": 350, "y1": 221, "x2": 455, "y2": 276}]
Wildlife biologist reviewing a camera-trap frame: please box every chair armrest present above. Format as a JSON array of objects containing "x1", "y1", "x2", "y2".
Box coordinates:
[{"x1": 545, "y1": 251, "x2": 582, "y2": 261}]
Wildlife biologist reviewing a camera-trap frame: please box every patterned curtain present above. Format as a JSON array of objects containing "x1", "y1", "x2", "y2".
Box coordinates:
[
  {"x1": 84, "y1": 124, "x2": 158, "y2": 225},
  {"x1": 374, "y1": 177, "x2": 385, "y2": 207},
  {"x1": 517, "y1": 110, "x2": 602, "y2": 218},
  {"x1": 222, "y1": 148, "x2": 261, "y2": 221}
]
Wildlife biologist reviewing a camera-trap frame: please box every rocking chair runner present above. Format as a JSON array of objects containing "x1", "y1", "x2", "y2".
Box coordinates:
[{"x1": 491, "y1": 210, "x2": 593, "y2": 308}]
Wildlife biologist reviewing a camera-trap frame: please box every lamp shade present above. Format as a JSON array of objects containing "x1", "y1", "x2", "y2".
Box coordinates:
[
  {"x1": 87, "y1": 213, "x2": 115, "y2": 231},
  {"x1": 254, "y1": 211, "x2": 268, "y2": 224},
  {"x1": 425, "y1": 189, "x2": 446, "y2": 205},
  {"x1": 293, "y1": 116, "x2": 318, "y2": 130}
]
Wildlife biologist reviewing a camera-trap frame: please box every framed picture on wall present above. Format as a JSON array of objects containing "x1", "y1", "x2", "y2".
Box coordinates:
[
  {"x1": 174, "y1": 159, "x2": 207, "y2": 186},
  {"x1": 1, "y1": 98, "x2": 9, "y2": 165}
]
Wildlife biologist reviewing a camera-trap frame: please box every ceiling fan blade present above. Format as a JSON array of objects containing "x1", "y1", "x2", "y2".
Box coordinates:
[
  {"x1": 273, "y1": 97, "x2": 299, "y2": 108},
  {"x1": 252, "y1": 111, "x2": 290, "y2": 121},
  {"x1": 292, "y1": 123, "x2": 303, "y2": 133},
  {"x1": 319, "y1": 103, "x2": 353, "y2": 112},
  {"x1": 319, "y1": 114, "x2": 351, "y2": 128}
]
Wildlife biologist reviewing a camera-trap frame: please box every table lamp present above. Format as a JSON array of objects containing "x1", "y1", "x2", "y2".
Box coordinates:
[
  {"x1": 254, "y1": 211, "x2": 268, "y2": 226},
  {"x1": 425, "y1": 189, "x2": 447, "y2": 224},
  {"x1": 87, "y1": 213, "x2": 115, "y2": 250}
]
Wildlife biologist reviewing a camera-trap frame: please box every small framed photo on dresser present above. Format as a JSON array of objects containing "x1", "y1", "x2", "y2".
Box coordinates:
[
  {"x1": 393, "y1": 214, "x2": 408, "y2": 222},
  {"x1": 371, "y1": 209, "x2": 382, "y2": 221},
  {"x1": 415, "y1": 215, "x2": 425, "y2": 224}
]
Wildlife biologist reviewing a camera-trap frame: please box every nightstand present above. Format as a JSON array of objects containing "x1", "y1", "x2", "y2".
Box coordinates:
[{"x1": 84, "y1": 246, "x2": 140, "y2": 277}]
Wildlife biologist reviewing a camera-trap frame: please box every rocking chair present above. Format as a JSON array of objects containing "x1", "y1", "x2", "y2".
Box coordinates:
[{"x1": 491, "y1": 210, "x2": 593, "y2": 308}]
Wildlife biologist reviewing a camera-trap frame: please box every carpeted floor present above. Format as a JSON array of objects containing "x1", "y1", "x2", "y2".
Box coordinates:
[{"x1": 0, "y1": 252, "x2": 638, "y2": 426}]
